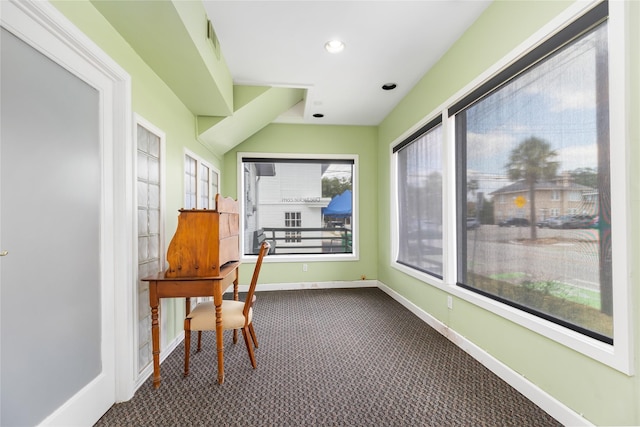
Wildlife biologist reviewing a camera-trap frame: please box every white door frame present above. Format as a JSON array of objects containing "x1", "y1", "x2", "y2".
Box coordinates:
[{"x1": 1, "y1": 0, "x2": 135, "y2": 423}]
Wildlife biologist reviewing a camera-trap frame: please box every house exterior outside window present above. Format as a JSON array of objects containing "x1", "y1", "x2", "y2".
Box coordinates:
[{"x1": 240, "y1": 154, "x2": 356, "y2": 258}]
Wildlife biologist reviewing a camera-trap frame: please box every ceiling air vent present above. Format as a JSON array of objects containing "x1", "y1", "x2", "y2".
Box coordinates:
[{"x1": 207, "y1": 19, "x2": 220, "y2": 60}]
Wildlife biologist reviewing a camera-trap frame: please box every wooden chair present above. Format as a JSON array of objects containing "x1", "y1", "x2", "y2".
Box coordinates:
[{"x1": 184, "y1": 241, "x2": 270, "y2": 376}]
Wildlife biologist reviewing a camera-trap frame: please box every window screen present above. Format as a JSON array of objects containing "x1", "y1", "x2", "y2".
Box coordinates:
[
  {"x1": 453, "y1": 4, "x2": 612, "y2": 342},
  {"x1": 395, "y1": 119, "x2": 443, "y2": 278}
]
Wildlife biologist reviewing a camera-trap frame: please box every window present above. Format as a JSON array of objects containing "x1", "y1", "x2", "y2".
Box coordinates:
[
  {"x1": 240, "y1": 154, "x2": 356, "y2": 258},
  {"x1": 394, "y1": 117, "x2": 443, "y2": 278},
  {"x1": 284, "y1": 212, "x2": 302, "y2": 242},
  {"x1": 200, "y1": 163, "x2": 210, "y2": 208},
  {"x1": 184, "y1": 150, "x2": 219, "y2": 210},
  {"x1": 135, "y1": 117, "x2": 164, "y2": 373},
  {"x1": 184, "y1": 155, "x2": 197, "y2": 209},
  {"x1": 453, "y1": 3, "x2": 612, "y2": 342}
]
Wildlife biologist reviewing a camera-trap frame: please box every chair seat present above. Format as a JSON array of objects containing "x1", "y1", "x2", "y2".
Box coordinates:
[
  {"x1": 183, "y1": 241, "x2": 269, "y2": 377},
  {"x1": 187, "y1": 300, "x2": 253, "y2": 331}
]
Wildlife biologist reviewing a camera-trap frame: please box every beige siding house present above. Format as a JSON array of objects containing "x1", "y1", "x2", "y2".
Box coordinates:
[{"x1": 491, "y1": 175, "x2": 596, "y2": 223}]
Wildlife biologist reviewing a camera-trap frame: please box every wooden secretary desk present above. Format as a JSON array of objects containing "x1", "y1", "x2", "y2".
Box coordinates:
[{"x1": 143, "y1": 195, "x2": 240, "y2": 387}]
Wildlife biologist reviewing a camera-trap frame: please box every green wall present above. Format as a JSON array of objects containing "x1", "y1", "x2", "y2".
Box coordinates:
[
  {"x1": 52, "y1": 0, "x2": 224, "y2": 341},
  {"x1": 223, "y1": 123, "x2": 379, "y2": 284},
  {"x1": 378, "y1": 1, "x2": 640, "y2": 425},
  {"x1": 51, "y1": 0, "x2": 640, "y2": 424}
]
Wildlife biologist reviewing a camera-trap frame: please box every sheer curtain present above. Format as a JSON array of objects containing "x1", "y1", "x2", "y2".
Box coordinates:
[{"x1": 397, "y1": 124, "x2": 443, "y2": 277}]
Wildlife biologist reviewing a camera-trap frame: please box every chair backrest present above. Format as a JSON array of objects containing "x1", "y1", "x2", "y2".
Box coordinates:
[{"x1": 243, "y1": 241, "x2": 270, "y2": 318}]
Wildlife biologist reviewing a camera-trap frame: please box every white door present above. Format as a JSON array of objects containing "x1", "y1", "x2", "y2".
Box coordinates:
[
  {"x1": 0, "y1": 27, "x2": 114, "y2": 427},
  {"x1": 1, "y1": 1, "x2": 132, "y2": 425}
]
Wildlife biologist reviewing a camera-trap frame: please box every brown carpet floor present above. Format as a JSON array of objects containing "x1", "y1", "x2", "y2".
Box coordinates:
[{"x1": 95, "y1": 287, "x2": 561, "y2": 426}]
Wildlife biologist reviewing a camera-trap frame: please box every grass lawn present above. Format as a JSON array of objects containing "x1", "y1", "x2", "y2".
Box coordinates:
[{"x1": 471, "y1": 272, "x2": 612, "y2": 338}]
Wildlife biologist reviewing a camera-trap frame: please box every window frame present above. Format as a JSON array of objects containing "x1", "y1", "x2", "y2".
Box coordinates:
[
  {"x1": 183, "y1": 148, "x2": 220, "y2": 210},
  {"x1": 133, "y1": 114, "x2": 166, "y2": 378},
  {"x1": 238, "y1": 152, "x2": 359, "y2": 263},
  {"x1": 393, "y1": 116, "x2": 444, "y2": 279},
  {"x1": 389, "y1": 0, "x2": 632, "y2": 373}
]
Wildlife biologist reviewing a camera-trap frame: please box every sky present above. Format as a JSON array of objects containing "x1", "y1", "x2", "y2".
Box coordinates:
[{"x1": 465, "y1": 22, "x2": 606, "y2": 184}]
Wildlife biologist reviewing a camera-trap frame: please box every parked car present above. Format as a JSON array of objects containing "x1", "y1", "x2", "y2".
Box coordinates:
[
  {"x1": 466, "y1": 218, "x2": 480, "y2": 229},
  {"x1": 547, "y1": 215, "x2": 574, "y2": 229},
  {"x1": 498, "y1": 217, "x2": 530, "y2": 227},
  {"x1": 537, "y1": 217, "x2": 557, "y2": 228},
  {"x1": 408, "y1": 220, "x2": 441, "y2": 238},
  {"x1": 573, "y1": 214, "x2": 595, "y2": 228},
  {"x1": 548, "y1": 214, "x2": 594, "y2": 229}
]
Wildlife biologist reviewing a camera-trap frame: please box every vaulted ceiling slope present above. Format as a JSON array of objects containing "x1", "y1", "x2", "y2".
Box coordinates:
[
  {"x1": 90, "y1": 0, "x2": 304, "y2": 156},
  {"x1": 90, "y1": 0, "x2": 491, "y2": 155}
]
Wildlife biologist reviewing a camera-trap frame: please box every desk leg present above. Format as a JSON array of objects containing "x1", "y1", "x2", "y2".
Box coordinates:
[
  {"x1": 150, "y1": 284, "x2": 161, "y2": 388},
  {"x1": 215, "y1": 300, "x2": 224, "y2": 384},
  {"x1": 233, "y1": 277, "x2": 238, "y2": 344}
]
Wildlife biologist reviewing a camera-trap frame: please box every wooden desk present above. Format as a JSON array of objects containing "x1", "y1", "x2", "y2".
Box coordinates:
[{"x1": 143, "y1": 261, "x2": 240, "y2": 388}]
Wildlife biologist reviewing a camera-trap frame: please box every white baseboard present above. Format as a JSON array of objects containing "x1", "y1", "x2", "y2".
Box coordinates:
[
  {"x1": 39, "y1": 372, "x2": 114, "y2": 427},
  {"x1": 133, "y1": 334, "x2": 184, "y2": 394},
  {"x1": 237, "y1": 279, "x2": 378, "y2": 293},
  {"x1": 377, "y1": 281, "x2": 593, "y2": 427},
  {"x1": 131, "y1": 280, "x2": 589, "y2": 426}
]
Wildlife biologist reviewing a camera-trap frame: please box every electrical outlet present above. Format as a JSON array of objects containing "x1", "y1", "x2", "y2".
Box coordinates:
[
  {"x1": 447, "y1": 296, "x2": 453, "y2": 310},
  {"x1": 303, "y1": 263, "x2": 308, "y2": 272}
]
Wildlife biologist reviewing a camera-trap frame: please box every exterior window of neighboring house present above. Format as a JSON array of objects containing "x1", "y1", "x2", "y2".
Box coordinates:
[
  {"x1": 453, "y1": 4, "x2": 613, "y2": 343},
  {"x1": 393, "y1": 117, "x2": 443, "y2": 278},
  {"x1": 240, "y1": 155, "x2": 357, "y2": 259},
  {"x1": 135, "y1": 118, "x2": 164, "y2": 374},
  {"x1": 569, "y1": 191, "x2": 582, "y2": 201},
  {"x1": 551, "y1": 208, "x2": 560, "y2": 217},
  {"x1": 184, "y1": 151, "x2": 219, "y2": 210},
  {"x1": 284, "y1": 212, "x2": 302, "y2": 242}
]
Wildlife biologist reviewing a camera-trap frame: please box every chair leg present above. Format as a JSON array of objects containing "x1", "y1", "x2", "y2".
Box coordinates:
[
  {"x1": 184, "y1": 320, "x2": 191, "y2": 377},
  {"x1": 241, "y1": 326, "x2": 257, "y2": 369},
  {"x1": 248, "y1": 323, "x2": 259, "y2": 348},
  {"x1": 197, "y1": 331, "x2": 202, "y2": 352}
]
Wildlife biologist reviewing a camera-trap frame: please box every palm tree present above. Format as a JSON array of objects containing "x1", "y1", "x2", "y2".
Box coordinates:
[{"x1": 505, "y1": 137, "x2": 559, "y2": 240}]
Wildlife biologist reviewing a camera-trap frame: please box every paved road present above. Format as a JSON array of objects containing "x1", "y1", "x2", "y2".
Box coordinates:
[{"x1": 465, "y1": 225, "x2": 602, "y2": 291}]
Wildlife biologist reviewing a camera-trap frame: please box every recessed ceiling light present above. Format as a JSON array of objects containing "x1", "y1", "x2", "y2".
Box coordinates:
[
  {"x1": 382, "y1": 83, "x2": 397, "y2": 91},
  {"x1": 313, "y1": 113, "x2": 324, "y2": 118},
  {"x1": 324, "y1": 40, "x2": 345, "y2": 53}
]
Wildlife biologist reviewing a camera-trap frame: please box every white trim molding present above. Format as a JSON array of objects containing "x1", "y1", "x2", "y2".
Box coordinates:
[
  {"x1": 236, "y1": 279, "x2": 377, "y2": 293},
  {"x1": 377, "y1": 281, "x2": 594, "y2": 427},
  {"x1": 1, "y1": 0, "x2": 134, "y2": 424}
]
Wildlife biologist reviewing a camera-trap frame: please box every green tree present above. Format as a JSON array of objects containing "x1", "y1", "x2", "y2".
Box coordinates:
[
  {"x1": 322, "y1": 176, "x2": 351, "y2": 199},
  {"x1": 505, "y1": 137, "x2": 559, "y2": 240},
  {"x1": 480, "y1": 196, "x2": 494, "y2": 225},
  {"x1": 569, "y1": 167, "x2": 597, "y2": 188},
  {"x1": 466, "y1": 178, "x2": 479, "y2": 217}
]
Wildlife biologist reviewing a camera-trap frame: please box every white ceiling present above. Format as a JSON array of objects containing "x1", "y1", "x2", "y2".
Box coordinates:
[{"x1": 203, "y1": 1, "x2": 492, "y2": 126}]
